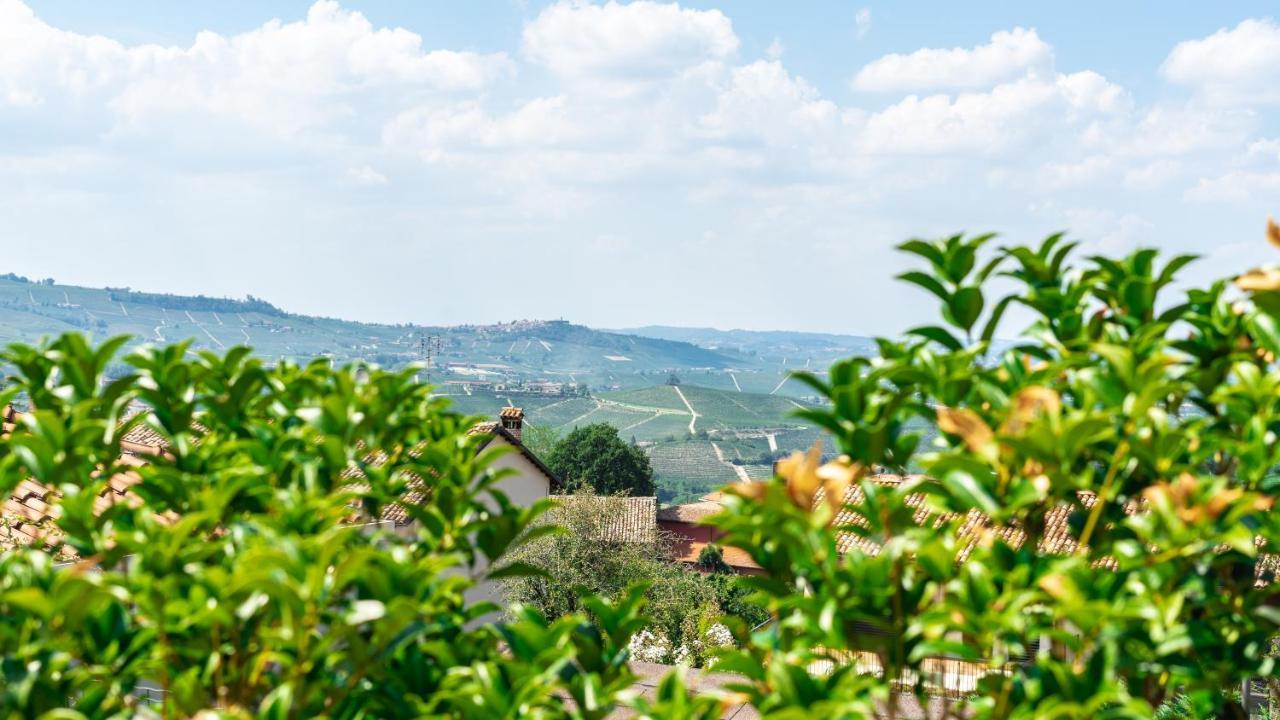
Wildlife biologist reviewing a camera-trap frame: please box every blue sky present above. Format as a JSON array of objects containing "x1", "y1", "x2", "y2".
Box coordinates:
[{"x1": 4, "y1": 1, "x2": 1280, "y2": 333}]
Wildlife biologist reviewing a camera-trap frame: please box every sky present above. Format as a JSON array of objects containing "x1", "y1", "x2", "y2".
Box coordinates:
[{"x1": 2, "y1": 1, "x2": 1279, "y2": 335}]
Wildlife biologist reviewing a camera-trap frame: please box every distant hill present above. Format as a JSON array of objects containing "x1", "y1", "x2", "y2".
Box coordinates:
[
  {"x1": 615, "y1": 325, "x2": 878, "y2": 367},
  {"x1": 0, "y1": 274, "x2": 855, "y2": 503},
  {"x1": 0, "y1": 276, "x2": 748, "y2": 386}
]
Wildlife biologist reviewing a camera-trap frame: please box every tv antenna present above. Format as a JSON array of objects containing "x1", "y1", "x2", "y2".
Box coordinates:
[{"x1": 417, "y1": 333, "x2": 443, "y2": 384}]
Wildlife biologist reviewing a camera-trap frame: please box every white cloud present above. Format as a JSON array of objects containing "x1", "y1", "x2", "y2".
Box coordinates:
[
  {"x1": 852, "y1": 28, "x2": 1052, "y2": 92},
  {"x1": 521, "y1": 0, "x2": 738, "y2": 83},
  {"x1": 860, "y1": 71, "x2": 1127, "y2": 155},
  {"x1": 1246, "y1": 138, "x2": 1280, "y2": 161},
  {"x1": 698, "y1": 61, "x2": 838, "y2": 145},
  {"x1": 855, "y1": 8, "x2": 872, "y2": 40},
  {"x1": 1186, "y1": 171, "x2": 1280, "y2": 205},
  {"x1": 1162, "y1": 19, "x2": 1280, "y2": 104},
  {"x1": 0, "y1": 0, "x2": 510, "y2": 143},
  {"x1": 3, "y1": 1, "x2": 1280, "y2": 332}
]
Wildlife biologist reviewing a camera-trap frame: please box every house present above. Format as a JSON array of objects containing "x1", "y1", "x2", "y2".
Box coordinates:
[{"x1": 657, "y1": 491, "x2": 762, "y2": 574}]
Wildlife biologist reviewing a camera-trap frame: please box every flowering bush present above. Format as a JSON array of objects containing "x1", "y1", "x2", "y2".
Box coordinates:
[{"x1": 630, "y1": 627, "x2": 676, "y2": 664}]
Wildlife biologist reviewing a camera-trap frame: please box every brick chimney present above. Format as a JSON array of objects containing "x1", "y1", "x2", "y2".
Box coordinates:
[{"x1": 500, "y1": 406, "x2": 524, "y2": 442}]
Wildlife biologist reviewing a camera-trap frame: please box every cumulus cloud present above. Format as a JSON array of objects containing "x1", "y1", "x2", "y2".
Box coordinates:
[
  {"x1": 0, "y1": 0, "x2": 510, "y2": 143},
  {"x1": 521, "y1": 0, "x2": 738, "y2": 83},
  {"x1": 859, "y1": 71, "x2": 1127, "y2": 155},
  {"x1": 852, "y1": 28, "x2": 1052, "y2": 92},
  {"x1": 347, "y1": 165, "x2": 388, "y2": 186},
  {"x1": 1162, "y1": 19, "x2": 1280, "y2": 104},
  {"x1": 2, "y1": 0, "x2": 1279, "y2": 332},
  {"x1": 698, "y1": 61, "x2": 837, "y2": 144},
  {"x1": 1186, "y1": 171, "x2": 1280, "y2": 205}
]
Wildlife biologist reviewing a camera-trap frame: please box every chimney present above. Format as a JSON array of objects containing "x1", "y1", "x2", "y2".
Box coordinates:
[{"x1": 500, "y1": 406, "x2": 524, "y2": 442}]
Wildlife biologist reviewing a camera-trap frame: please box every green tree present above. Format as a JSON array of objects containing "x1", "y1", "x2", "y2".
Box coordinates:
[{"x1": 546, "y1": 423, "x2": 655, "y2": 496}]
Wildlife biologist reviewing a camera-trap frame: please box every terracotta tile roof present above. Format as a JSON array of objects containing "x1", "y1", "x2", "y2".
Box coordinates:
[
  {"x1": 468, "y1": 421, "x2": 500, "y2": 435},
  {"x1": 668, "y1": 540, "x2": 762, "y2": 572},
  {"x1": 661, "y1": 474, "x2": 1276, "y2": 584},
  {"x1": 0, "y1": 406, "x2": 547, "y2": 554},
  {"x1": 119, "y1": 422, "x2": 171, "y2": 455},
  {"x1": 1, "y1": 414, "x2": 146, "y2": 556},
  {"x1": 824, "y1": 476, "x2": 1093, "y2": 560},
  {"x1": 346, "y1": 417, "x2": 559, "y2": 526},
  {"x1": 550, "y1": 495, "x2": 656, "y2": 543},
  {"x1": 499, "y1": 406, "x2": 523, "y2": 419},
  {"x1": 656, "y1": 499, "x2": 722, "y2": 523}
]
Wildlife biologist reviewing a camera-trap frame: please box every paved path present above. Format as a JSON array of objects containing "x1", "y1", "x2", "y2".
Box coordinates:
[
  {"x1": 597, "y1": 398, "x2": 688, "y2": 416},
  {"x1": 673, "y1": 385, "x2": 698, "y2": 434},
  {"x1": 769, "y1": 375, "x2": 789, "y2": 395},
  {"x1": 730, "y1": 373, "x2": 742, "y2": 392}
]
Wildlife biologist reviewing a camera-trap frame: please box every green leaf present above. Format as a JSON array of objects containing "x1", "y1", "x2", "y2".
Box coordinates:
[
  {"x1": 907, "y1": 325, "x2": 964, "y2": 352},
  {"x1": 1247, "y1": 311, "x2": 1280, "y2": 356},
  {"x1": 897, "y1": 271, "x2": 951, "y2": 302},
  {"x1": 946, "y1": 287, "x2": 985, "y2": 332},
  {"x1": 933, "y1": 458, "x2": 998, "y2": 515},
  {"x1": 980, "y1": 295, "x2": 1015, "y2": 343}
]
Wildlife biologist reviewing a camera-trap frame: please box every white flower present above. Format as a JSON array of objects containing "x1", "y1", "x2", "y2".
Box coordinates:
[
  {"x1": 703, "y1": 623, "x2": 733, "y2": 648},
  {"x1": 628, "y1": 627, "x2": 673, "y2": 664},
  {"x1": 672, "y1": 643, "x2": 692, "y2": 665}
]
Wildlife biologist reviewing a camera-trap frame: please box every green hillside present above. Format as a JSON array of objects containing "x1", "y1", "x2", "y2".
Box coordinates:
[
  {"x1": 0, "y1": 276, "x2": 746, "y2": 382},
  {"x1": 0, "y1": 274, "x2": 842, "y2": 503},
  {"x1": 436, "y1": 383, "x2": 830, "y2": 504}
]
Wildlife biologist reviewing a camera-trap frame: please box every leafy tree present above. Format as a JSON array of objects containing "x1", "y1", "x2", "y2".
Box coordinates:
[
  {"x1": 546, "y1": 423, "x2": 655, "y2": 496},
  {"x1": 8, "y1": 219, "x2": 1280, "y2": 718}
]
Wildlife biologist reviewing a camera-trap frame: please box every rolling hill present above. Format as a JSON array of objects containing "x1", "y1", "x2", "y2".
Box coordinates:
[
  {"x1": 0, "y1": 275, "x2": 743, "y2": 381},
  {"x1": 0, "y1": 273, "x2": 846, "y2": 503}
]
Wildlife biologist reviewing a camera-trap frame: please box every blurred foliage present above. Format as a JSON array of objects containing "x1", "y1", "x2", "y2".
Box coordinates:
[
  {"x1": 704, "y1": 220, "x2": 1280, "y2": 719},
  {"x1": 0, "y1": 344, "x2": 644, "y2": 718},
  {"x1": 6, "y1": 218, "x2": 1280, "y2": 717}
]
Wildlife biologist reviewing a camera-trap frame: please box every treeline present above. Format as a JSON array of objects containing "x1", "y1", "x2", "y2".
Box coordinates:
[
  {"x1": 106, "y1": 288, "x2": 285, "y2": 317},
  {"x1": 1, "y1": 272, "x2": 54, "y2": 285}
]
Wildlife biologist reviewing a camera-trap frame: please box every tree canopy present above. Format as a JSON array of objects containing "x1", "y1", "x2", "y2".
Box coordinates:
[{"x1": 545, "y1": 423, "x2": 655, "y2": 496}]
